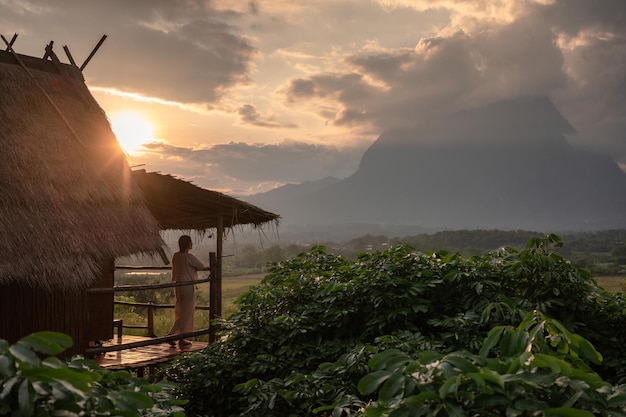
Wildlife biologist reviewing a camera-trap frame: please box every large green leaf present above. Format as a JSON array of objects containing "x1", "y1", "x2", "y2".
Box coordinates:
[
  {"x1": 478, "y1": 367, "x2": 504, "y2": 389},
  {"x1": 571, "y1": 334, "x2": 603, "y2": 365},
  {"x1": 419, "y1": 350, "x2": 443, "y2": 364},
  {"x1": 379, "y1": 370, "x2": 406, "y2": 400},
  {"x1": 402, "y1": 391, "x2": 440, "y2": 406},
  {"x1": 532, "y1": 354, "x2": 572, "y2": 375},
  {"x1": 368, "y1": 349, "x2": 409, "y2": 370},
  {"x1": 9, "y1": 344, "x2": 40, "y2": 367},
  {"x1": 19, "y1": 332, "x2": 72, "y2": 355},
  {"x1": 23, "y1": 367, "x2": 94, "y2": 392},
  {"x1": 443, "y1": 352, "x2": 479, "y2": 373},
  {"x1": 479, "y1": 326, "x2": 505, "y2": 358},
  {"x1": 358, "y1": 370, "x2": 393, "y2": 395},
  {"x1": 0, "y1": 356, "x2": 15, "y2": 378},
  {"x1": 17, "y1": 378, "x2": 34, "y2": 417},
  {"x1": 438, "y1": 375, "x2": 460, "y2": 399}
]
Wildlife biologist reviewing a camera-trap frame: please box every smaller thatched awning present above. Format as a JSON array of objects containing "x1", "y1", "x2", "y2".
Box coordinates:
[{"x1": 132, "y1": 170, "x2": 280, "y2": 231}]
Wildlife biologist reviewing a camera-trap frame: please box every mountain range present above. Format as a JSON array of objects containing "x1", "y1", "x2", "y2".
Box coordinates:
[{"x1": 247, "y1": 97, "x2": 626, "y2": 238}]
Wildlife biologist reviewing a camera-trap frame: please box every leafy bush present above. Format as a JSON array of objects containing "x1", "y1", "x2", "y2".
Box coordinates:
[
  {"x1": 166, "y1": 235, "x2": 626, "y2": 416},
  {"x1": 345, "y1": 311, "x2": 626, "y2": 417},
  {"x1": 0, "y1": 332, "x2": 186, "y2": 416}
]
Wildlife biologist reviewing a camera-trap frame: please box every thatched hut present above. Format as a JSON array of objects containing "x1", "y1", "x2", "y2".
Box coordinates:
[{"x1": 0, "y1": 44, "x2": 164, "y2": 355}]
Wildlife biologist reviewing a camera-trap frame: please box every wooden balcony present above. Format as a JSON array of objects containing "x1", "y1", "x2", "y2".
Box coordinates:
[
  {"x1": 86, "y1": 256, "x2": 221, "y2": 375},
  {"x1": 94, "y1": 335, "x2": 208, "y2": 376}
]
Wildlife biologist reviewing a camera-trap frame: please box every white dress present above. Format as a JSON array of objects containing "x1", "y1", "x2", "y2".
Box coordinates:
[{"x1": 169, "y1": 251, "x2": 205, "y2": 334}]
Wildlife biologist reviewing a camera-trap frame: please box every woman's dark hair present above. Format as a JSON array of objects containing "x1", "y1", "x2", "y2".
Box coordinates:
[{"x1": 178, "y1": 235, "x2": 192, "y2": 252}]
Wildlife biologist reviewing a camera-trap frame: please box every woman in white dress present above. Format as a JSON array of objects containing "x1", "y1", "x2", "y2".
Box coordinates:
[{"x1": 167, "y1": 235, "x2": 205, "y2": 348}]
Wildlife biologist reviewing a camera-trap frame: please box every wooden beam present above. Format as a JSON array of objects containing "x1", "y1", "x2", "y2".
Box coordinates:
[
  {"x1": 43, "y1": 41, "x2": 64, "y2": 74},
  {"x1": 80, "y1": 34, "x2": 107, "y2": 71},
  {"x1": 63, "y1": 45, "x2": 78, "y2": 67},
  {"x1": 4, "y1": 33, "x2": 17, "y2": 51},
  {"x1": 42, "y1": 41, "x2": 52, "y2": 59}
]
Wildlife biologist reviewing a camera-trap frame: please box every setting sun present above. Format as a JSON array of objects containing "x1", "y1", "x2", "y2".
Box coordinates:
[{"x1": 110, "y1": 111, "x2": 156, "y2": 154}]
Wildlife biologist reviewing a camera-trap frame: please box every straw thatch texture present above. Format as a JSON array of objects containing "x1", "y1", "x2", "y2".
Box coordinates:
[
  {"x1": 0, "y1": 53, "x2": 164, "y2": 291},
  {"x1": 132, "y1": 170, "x2": 280, "y2": 231}
]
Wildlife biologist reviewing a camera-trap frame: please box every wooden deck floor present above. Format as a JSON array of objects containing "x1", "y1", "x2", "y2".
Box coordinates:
[{"x1": 94, "y1": 336, "x2": 208, "y2": 371}]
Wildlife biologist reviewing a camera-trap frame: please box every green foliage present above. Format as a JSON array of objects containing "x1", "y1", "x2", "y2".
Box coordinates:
[
  {"x1": 166, "y1": 236, "x2": 626, "y2": 416},
  {"x1": 348, "y1": 311, "x2": 622, "y2": 417},
  {"x1": 0, "y1": 332, "x2": 186, "y2": 416}
]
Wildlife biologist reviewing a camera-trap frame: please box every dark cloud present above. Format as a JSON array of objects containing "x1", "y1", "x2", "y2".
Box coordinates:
[
  {"x1": 238, "y1": 104, "x2": 297, "y2": 128},
  {"x1": 99, "y1": 22, "x2": 255, "y2": 104},
  {"x1": 0, "y1": 0, "x2": 256, "y2": 105},
  {"x1": 539, "y1": 0, "x2": 626, "y2": 35},
  {"x1": 280, "y1": 0, "x2": 625, "y2": 159},
  {"x1": 284, "y1": 18, "x2": 566, "y2": 131},
  {"x1": 136, "y1": 139, "x2": 365, "y2": 194},
  {"x1": 526, "y1": 0, "x2": 626, "y2": 163},
  {"x1": 284, "y1": 73, "x2": 381, "y2": 127}
]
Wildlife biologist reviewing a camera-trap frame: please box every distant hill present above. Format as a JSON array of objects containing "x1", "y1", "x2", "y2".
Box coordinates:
[{"x1": 247, "y1": 97, "x2": 626, "y2": 236}]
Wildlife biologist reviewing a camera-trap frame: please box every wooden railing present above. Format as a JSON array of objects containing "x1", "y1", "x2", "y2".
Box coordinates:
[
  {"x1": 113, "y1": 299, "x2": 210, "y2": 337},
  {"x1": 85, "y1": 255, "x2": 219, "y2": 357}
]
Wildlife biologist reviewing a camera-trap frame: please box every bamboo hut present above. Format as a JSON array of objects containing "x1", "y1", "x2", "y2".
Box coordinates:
[{"x1": 0, "y1": 39, "x2": 164, "y2": 356}]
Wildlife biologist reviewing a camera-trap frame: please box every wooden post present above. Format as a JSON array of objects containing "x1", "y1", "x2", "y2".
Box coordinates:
[
  {"x1": 209, "y1": 218, "x2": 224, "y2": 343},
  {"x1": 209, "y1": 252, "x2": 217, "y2": 343},
  {"x1": 147, "y1": 303, "x2": 155, "y2": 337},
  {"x1": 216, "y1": 217, "x2": 223, "y2": 319}
]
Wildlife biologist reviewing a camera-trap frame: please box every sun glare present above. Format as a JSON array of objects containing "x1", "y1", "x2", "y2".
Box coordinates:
[{"x1": 110, "y1": 111, "x2": 156, "y2": 154}]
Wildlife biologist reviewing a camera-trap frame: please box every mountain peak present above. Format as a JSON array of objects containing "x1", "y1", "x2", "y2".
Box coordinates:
[{"x1": 249, "y1": 97, "x2": 626, "y2": 236}]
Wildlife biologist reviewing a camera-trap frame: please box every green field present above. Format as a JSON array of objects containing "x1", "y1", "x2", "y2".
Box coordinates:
[
  {"x1": 595, "y1": 275, "x2": 625, "y2": 293},
  {"x1": 199, "y1": 273, "x2": 265, "y2": 318}
]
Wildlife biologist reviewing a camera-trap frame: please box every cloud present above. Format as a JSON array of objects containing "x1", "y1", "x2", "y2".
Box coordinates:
[
  {"x1": 238, "y1": 104, "x2": 298, "y2": 128},
  {"x1": 131, "y1": 139, "x2": 365, "y2": 195},
  {"x1": 284, "y1": 20, "x2": 565, "y2": 130},
  {"x1": 280, "y1": 0, "x2": 626, "y2": 157},
  {"x1": 0, "y1": 0, "x2": 256, "y2": 105}
]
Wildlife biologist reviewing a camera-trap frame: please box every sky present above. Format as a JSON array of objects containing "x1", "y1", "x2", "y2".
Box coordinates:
[{"x1": 1, "y1": 0, "x2": 624, "y2": 196}]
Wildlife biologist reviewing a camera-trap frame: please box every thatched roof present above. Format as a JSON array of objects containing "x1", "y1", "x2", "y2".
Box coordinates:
[
  {"x1": 0, "y1": 49, "x2": 164, "y2": 290},
  {"x1": 132, "y1": 170, "x2": 280, "y2": 231}
]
